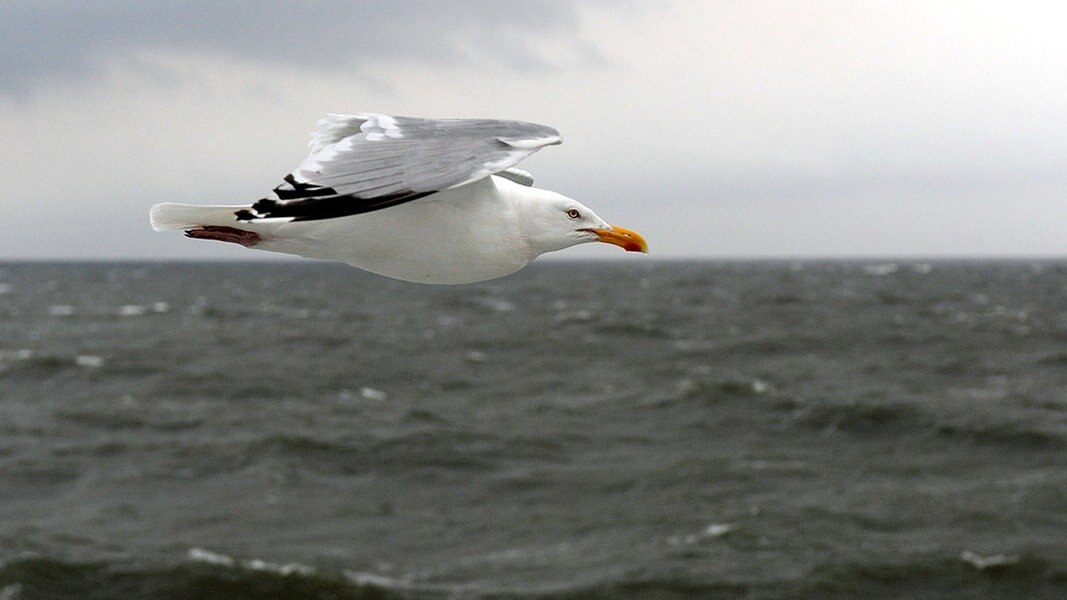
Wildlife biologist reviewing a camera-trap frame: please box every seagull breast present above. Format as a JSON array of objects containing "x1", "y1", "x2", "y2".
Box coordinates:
[{"x1": 257, "y1": 177, "x2": 534, "y2": 284}]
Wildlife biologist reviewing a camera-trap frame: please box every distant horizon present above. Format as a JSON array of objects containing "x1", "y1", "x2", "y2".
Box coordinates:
[{"x1": 4, "y1": 254, "x2": 1067, "y2": 264}]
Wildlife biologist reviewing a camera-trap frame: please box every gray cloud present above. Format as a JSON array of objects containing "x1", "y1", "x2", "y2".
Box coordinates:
[
  {"x1": 1, "y1": 0, "x2": 603, "y2": 95},
  {"x1": 5, "y1": 2, "x2": 1065, "y2": 260}
]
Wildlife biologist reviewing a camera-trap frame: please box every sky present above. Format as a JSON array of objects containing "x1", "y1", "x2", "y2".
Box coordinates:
[{"x1": 2, "y1": 0, "x2": 1066, "y2": 260}]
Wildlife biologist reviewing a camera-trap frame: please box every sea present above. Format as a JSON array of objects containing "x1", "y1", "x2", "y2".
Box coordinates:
[{"x1": 0, "y1": 260, "x2": 1064, "y2": 599}]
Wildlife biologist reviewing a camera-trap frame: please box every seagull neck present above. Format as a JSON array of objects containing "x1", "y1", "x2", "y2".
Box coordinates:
[
  {"x1": 500, "y1": 181, "x2": 543, "y2": 258},
  {"x1": 507, "y1": 182, "x2": 576, "y2": 257}
]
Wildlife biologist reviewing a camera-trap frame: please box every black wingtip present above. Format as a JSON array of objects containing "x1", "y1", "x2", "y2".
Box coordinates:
[
  {"x1": 273, "y1": 174, "x2": 338, "y2": 200},
  {"x1": 241, "y1": 190, "x2": 436, "y2": 222}
]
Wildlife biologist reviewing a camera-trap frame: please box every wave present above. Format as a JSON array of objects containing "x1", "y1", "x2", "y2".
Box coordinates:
[
  {"x1": 0, "y1": 350, "x2": 71, "y2": 377},
  {"x1": 0, "y1": 549, "x2": 1063, "y2": 599},
  {"x1": 0, "y1": 556, "x2": 407, "y2": 600},
  {"x1": 781, "y1": 399, "x2": 1062, "y2": 450},
  {"x1": 641, "y1": 374, "x2": 782, "y2": 411},
  {"x1": 52, "y1": 408, "x2": 201, "y2": 433},
  {"x1": 791, "y1": 553, "x2": 1064, "y2": 599},
  {"x1": 591, "y1": 320, "x2": 674, "y2": 339},
  {"x1": 0, "y1": 349, "x2": 158, "y2": 380},
  {"x1": 791, "y1": 402, "x2": 926, "y2": 435},
  {"x1": 533, "y1": 553, "x2": 1065, "y2": 599},
  {"x1": 241, "y1": 430, "x2": 569, "y2": 477},
  {"x1": 786, "y1": 401, "x2": 1065, "y2": 449},
  {"x1": 935, "y1": 422, "x2": 1065, "y2": 450}
]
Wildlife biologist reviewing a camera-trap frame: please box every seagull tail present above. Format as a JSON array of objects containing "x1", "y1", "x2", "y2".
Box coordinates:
[{"x1": 150, "y1": 203, "x2": 250, "y2": 231}]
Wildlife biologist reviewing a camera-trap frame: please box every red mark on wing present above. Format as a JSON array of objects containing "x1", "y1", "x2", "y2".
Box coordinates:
[{"x1": 185, "y1": 226, "x2": 261, "y2": 247}]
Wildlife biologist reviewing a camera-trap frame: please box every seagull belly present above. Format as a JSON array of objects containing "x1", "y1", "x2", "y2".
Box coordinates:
[{"x1": 257, "y1": 181, "x2": 533, "y2": 284}]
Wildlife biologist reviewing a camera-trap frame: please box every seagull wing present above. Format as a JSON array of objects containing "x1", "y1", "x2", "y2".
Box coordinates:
[
  {"x1": 239, "y1": 113, "x2": 561, "y2": 222},
  {"x1": 497, "y1": 167, "x2": 536, "y2": 187}
]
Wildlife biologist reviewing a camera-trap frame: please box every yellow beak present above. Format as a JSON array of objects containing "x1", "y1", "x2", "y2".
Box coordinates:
[{"x1": 590, "y1": 225, "x2": 649, "y2": 254}]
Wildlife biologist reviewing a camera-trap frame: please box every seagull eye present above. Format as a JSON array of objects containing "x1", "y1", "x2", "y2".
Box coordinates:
[{"x1": 566, "y1": 208, "x2": 581, "y2": 220}]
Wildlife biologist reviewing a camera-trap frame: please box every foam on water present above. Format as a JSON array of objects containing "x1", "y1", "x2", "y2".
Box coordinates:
[
  {"x1": 48, "y1": 305, "x2": 74, "y2": 317},
  {"x1": 960, "y1": 550, "x2": 1020, "y2": 571},
  {"x1": 704, "y1": 523, "x2": 737, "y2": 537},
  {"x1": 74, "y1": 355, "x2": 104, "y2": 369},
  {"x1": 360, "y1": 386, "x2": 389, "y2": 401},
  {"x1": 667, "y1": 525, "x2": 737, "y2": 547},
  {"x1": 0, "y1": 349, "x2": 33, "y2": 362},
  {"x1": 188, "y1": 547, "x2": 316, "y2": 576},
  {"x1": 188, "y1": 547, "x2": 235, "y2": 567},
  {"x1": 118, "y1": 304, "x2": 147, "y2": 317}
]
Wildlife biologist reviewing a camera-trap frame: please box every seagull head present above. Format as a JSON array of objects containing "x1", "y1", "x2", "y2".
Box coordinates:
[{"x1": 516, "y1": 189, "x2": 648, "y2": 257}]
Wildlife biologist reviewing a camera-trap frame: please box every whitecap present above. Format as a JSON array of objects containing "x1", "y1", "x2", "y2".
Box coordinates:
[
  {"x1": 751, "y1": 379, "x2": 773, "y2": 394},
  {"x1": 188, "y1": 547, "x2": 235, "y2": 567},
  {"x1": 188, "y1": 547, "x2": 315, "y2": 577},
  {"x1": 243, "y1": 558, "x2": 315, "y2": 576},
  {"x1": 666, "y1": 534, "x2": 698, "y2": 546},
  {"x1": 345, "y1": 571, "x2": 412, "y2": 590},
  {"x1": 118, "y1": 305, "x2": 146, "y2": 317},
  {"x1": 75, "y1": 355, "x2": 104, "y2": 368},
  {"x1": 0, "y1": 583, "x2": 22, "y2": 600},
  {"x1": 0, "y1": 283, "x2": 11, "y2": 295},
  {"x1": 48, "y1": 305, "x2": 75, "y2": 317},
  {"x1": 152, "y1": 302, "x2": 170, "y2": 313},
  {"x1": 704, "y1": 523, "x2": 737, "y2": 537},
  {"x1": 668, "y1": 522, "x2": 738, "y2": 547},
  {"x1": 0, "y1": 349, "x2": 33, "y2": 362},
  {"x1": 555, "y1": 310, "x2": 594, "y2": 323},
  {"x1": 960, "y1": 550, "x2": 1018, "y2": 571},
  {"x1": 465, "y1": 350, "x2": 489, "y2": 363},
  {"x1": 477, "y1": 297, "x2": 515, "y2": 313},
  {"x1": 360, "y1": 387, "x2": 388, "y2": 401}
]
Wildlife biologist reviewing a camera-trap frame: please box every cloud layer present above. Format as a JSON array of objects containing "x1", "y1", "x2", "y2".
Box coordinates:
[
  {"x1": 1, "y1": 1, "x2": 602, "y2": 95},
  {"x1": 3, "y1": 1, "x2": 1066, "y2": 260}
]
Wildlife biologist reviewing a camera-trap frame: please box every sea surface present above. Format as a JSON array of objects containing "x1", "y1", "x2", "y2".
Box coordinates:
[{"x1": 0, "y1": 260, "x2": 1064, "y2": 599}]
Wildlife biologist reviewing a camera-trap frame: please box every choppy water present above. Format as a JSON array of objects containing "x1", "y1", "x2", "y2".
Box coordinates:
[{"x1": 0, "y1": 260, "x2": 1065, "y2": 599}]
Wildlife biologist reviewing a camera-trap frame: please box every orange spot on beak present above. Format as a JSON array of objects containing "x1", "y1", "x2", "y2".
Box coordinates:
[{"x1": 590, "y1": 225, "x2": 649, "y2": 254}]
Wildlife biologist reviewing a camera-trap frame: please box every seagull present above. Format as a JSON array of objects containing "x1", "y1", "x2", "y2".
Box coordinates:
[{"x1": 150, "y1": 113, "x2": 647, "y2": 284}]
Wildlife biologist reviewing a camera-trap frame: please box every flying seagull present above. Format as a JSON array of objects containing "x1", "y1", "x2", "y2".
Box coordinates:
[{"x1": 150, "y1": 113, "x2": 647, "y2": 284}]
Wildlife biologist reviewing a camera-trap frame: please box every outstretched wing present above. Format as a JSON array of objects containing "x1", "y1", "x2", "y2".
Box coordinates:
[{"x1": 238, "y1": 113, "x2": 561, "y2": 222}]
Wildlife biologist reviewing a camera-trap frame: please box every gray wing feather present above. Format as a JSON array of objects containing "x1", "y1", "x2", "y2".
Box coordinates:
[
  {"x1": 497, "y1": 168, "x2": 535, "y2": 187},
  {"x1": 241, "y1": 113, "x2": 561, "y2": 222}
]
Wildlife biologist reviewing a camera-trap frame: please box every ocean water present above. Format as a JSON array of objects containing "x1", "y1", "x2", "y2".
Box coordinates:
[{"x1": 0, "y1": 260, "x2": 1064, "y2": 599}]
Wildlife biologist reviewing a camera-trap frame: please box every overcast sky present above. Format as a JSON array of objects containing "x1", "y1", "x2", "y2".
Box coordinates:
[{"x1": 3, "y1": 1, "x2": 1066, "y2": 260}]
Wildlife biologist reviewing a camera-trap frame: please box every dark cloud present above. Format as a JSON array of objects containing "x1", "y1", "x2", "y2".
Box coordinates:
[{"x1": 0, "y1": 0, "x2": 603, "y2": 95}]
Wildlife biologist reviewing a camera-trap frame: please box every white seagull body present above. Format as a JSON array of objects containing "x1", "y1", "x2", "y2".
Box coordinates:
[{"x1": 150, "y1": 113, "x2": 647, "y2": 284}]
